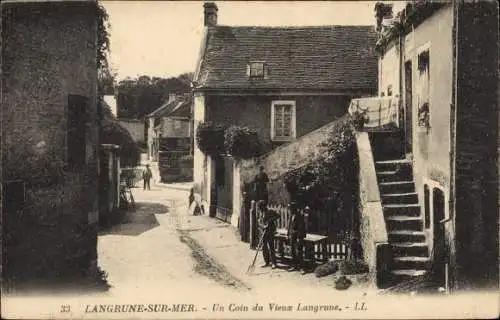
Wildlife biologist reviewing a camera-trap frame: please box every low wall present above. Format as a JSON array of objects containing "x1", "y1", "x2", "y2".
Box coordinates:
[
  {"x1": 356, "y1": 132, "x2": 390, "y2": 287},
  {"x1": 240, "y1": 118, "x2": 340, "y2": 201}
]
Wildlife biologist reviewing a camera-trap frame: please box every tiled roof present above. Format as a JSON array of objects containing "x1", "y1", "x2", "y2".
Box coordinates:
[
  {"x1": 195, "y1": 25, "x2": 378, "y2": 91},
  {"x1": 147, "y1": 95, "x2": 192, "y2": 119}
]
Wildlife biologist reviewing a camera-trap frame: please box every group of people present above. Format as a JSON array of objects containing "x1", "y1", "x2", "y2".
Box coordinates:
[{"x1": 254, "y1": 166, "x2": 307, "y2": 275}]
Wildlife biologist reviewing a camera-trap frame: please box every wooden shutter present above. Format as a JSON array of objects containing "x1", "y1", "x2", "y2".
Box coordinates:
[{"x1": 67, "y1": 95, "x2": 88, "y2": 170}]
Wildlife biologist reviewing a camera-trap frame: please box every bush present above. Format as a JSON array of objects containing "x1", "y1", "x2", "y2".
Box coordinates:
[
  {"x1": 334, "y1": 275, "x2": 352, "y2": 290},
  {"x1": 196, "y1": 122, "x2": 227, "y2": 157},
  {"x1": 339, "y1": 259, "x2": 369, "y2": 275},
  {"x1": 224, "y1": 126, "x2": 263, "y2": 160},
  {"x1": 283, "y1": 114, "x2": 359, "y2": 237},
  {"x1": 314, "y1": 261, "x2": 339, "y2": 278}
]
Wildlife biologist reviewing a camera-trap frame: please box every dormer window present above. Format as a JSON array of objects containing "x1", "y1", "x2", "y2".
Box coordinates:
[{"x1": 247, "y1": 61, "x2": 267, "y2": 79}]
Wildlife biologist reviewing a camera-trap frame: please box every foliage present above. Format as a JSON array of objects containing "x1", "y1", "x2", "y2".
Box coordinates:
[
  {"x1": 315, "y1": 261, "x2": 339, "y2": 278},
  {"x1": 334, "y1": 275, "x2": 352, "y2": 290},
  {"x1": 374, "y1": 2, "x2": 393, "y2": 32},
  {"x1": 339, "y1": 259, "x2": 370, "y2": 275},
  {"x1": 224, "y1": 126, "x2": 263, "y2": 160},
  {"x1": 352, "y1": 109, "x2": 369, "y2": 130},
  {"x1": 375, "y1": 1, "x2": 447, "y2": 54},
  {"x1": 96, "y1": 3, "x2": 110, "y2": 75},
  {"x1": 116, "y1": 73, "x2": 193, "y2": 119},
  {"x1": 195, "y1": 122, "x2": 227, "y2": 157},
  {"x1": 283, "y1": 115, "x2": 359, "y2": 238}
]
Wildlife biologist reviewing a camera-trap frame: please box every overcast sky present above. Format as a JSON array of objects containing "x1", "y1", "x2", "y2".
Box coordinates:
[{"x1": 103, "y1": 1, "x2": 404, "y2": 80}]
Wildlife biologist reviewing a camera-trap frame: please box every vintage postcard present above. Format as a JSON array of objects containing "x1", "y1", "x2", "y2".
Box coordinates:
[{"x1": 1, "y1": 0, "x2": 499, "y2": 319}]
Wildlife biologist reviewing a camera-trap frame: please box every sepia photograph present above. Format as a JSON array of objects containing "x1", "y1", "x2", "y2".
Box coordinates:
[{"x1": 1, "y1": 0, "x2": 498, "y2": 319}]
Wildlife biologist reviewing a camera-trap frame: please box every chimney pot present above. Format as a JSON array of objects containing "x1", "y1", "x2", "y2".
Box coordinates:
[{"x1": 204, "y1": 2, "x2": 218, "y2": 27}]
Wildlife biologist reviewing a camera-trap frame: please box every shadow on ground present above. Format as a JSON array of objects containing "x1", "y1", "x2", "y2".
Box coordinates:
[
  {"x1": 2, "y1": 267, "x2": 111, "y2": 296},
  {"x1": 99, "y1": 202, "x2": 170, "y2": 236}
]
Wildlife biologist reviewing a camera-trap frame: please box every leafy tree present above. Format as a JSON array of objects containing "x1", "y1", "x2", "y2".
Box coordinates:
[
  {"x1": 97, "y1": 3, "x2": 114, "y2": 95},
  {"x1": 116, "y1": 75, "x2": 192, "y2": 119}
]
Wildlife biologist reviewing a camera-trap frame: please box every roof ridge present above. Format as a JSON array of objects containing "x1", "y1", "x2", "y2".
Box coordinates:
[{"x1": 213, "y1": 25, "x2": 375, "y2": 29}]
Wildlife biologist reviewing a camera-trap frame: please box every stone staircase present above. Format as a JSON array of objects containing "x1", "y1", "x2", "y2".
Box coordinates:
[{"x1": 375, "y1": 159, "x2": 431, "y2": 286}]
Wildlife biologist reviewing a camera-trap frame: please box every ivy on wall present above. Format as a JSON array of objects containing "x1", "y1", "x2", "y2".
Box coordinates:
[
  {"x1": 195, "y1": 122, "x2": 227, "y2": 157},
  {"x1": 283, "y1": 115, "x2": 360, "y2": 240},
  {"x1": 374, "y1": 1, "x2": 447, "y2": 54},
  {"x1": 224, "y1": 126, "x2": 263, "y2": 160}
]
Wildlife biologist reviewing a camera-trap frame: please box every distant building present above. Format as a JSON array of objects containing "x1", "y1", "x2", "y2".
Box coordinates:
[
  {"x1": 117, "y1": 118, "x2": 145, "y2": 145},
  {"x1": 146, "y1": 93, "x2": 193, "y2": 182},
  {"x1": 1, "y1": 0, "x2": 100, "y2": 290}
]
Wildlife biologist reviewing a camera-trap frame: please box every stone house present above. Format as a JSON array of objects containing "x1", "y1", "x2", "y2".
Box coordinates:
[
  {"x1": 356, "y1": 1, "x2": 498, "y2": 291},
  {"x1": 192, "y1": 2, "x2": 378, "y2": 225},
  {"x1": 146, "y1": 93, "x2": 193, "y2": 182},
  {"x1": 1, "y1": 0, "x2": 100, "y2": 290}
]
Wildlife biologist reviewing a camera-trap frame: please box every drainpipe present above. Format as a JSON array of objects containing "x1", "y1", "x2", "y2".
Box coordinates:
[{"x1": 448, "y1": 0, "x2": 459, "y2": 293}]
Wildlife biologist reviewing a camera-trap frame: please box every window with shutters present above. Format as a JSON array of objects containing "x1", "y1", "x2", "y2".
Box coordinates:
[
  {"x1": 67, "y1": 94, "x2": 88, "y2": 170},
  {"x1": 271, "y1": 101, "x2": 296, "y2": 141}
]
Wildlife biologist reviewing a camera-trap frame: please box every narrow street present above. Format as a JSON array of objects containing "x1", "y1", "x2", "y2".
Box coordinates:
[
  {"x1": 97, "y1": 183, "x2": 374, "y2": 302},
  {"x1": 97, "y1": 185, "x2": 244, "y2": 299}
]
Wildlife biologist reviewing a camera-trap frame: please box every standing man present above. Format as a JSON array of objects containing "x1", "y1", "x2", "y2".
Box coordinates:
[
  {"x1": 254, "y1": 166, "x2": 269, "y2": 203},
  {"x1": 287, "y1": 202, "x2": 306, "y2": 274},
  {"x1": 258, "y1": 201, "x2": 278, "y2": 269},
  {"x1": 143, "y1": 164, "x2": 152, "y2": 190}
]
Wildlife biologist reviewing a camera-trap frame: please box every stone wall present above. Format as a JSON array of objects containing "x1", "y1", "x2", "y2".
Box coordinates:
[
  {"x1": 1, "y1": 1, "x2": 99, "y2": 288},
  {"x1": 118, "y1": 119, "x2": 145, "y2": 143},
  {"x1": 356, "y1": 132, "x2": 389, "y2": 285},
  {"x1": 239, "y1": 116, "x2": 341, "y2": 203}
]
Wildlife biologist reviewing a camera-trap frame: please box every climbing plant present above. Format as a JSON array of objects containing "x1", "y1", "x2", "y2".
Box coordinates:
[
  {"x1": 224, "y1": 126, "x2": 263, "y2": 160},
  {"x1": 195, "y1": 122, "x2": 227, "y2": 157},
  {"x1": 283, "y1": 115, "x2": 359, "y2": 242}
]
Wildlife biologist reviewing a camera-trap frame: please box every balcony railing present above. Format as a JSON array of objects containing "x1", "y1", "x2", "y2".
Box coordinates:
[{"x1": 348, "y1": 96, "x2": 400, "y2": 131}]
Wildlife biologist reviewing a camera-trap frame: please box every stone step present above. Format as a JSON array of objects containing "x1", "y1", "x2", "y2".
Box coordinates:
[
  {"x1": 377, "y1": 170, "x2": 413, "y2": 183},
  {"x1": 387, "y1": 216, "x2": 423, "y2": 231},
  {"x1": 388, "y1": 269, "x2": 428, "y2": 285},
  {"x1": 375, "y1": 159, "x2": 412, "y2": 171},
  {"x1": 389, "y1": 230, "x2": 426, "y2": 243},
  {"x1": 383, "y1": 204, "x2": 421, "y2": 217},
  {"x1": 379, "y1": 181, "x2": 415, "y2": 194},
  {"x1": 381, "y1": 192, "x2": 419, "y2": 205},
  {"x1": 392, "y1": 242, "x2": 429, "y2": 257},
  {"x1": 392, "y1": 256, "x2": 430, "y2": 270}
]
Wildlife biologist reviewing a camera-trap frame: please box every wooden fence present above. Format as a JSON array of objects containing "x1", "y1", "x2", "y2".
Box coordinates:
[
  {"x1": 265, "y1": 203, "x2": 349, "y2": 261},
  {"x1": 214, "y1": 205, "x2": 232, "y2": 223}
]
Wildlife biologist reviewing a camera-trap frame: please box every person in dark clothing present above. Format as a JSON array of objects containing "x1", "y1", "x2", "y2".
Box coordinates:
[
  {"x1": 287, "y1": 203, "x2": 306, "y2": 274},
  {"x1": 254, "y1": 166, "x2": 269, "y2": 203},
  {"x1": 258, "y1": 200, "x2": 278, "y2": 269},
  {"x1": 143, "y1": 164, "x2": 152, "y2": 190}
]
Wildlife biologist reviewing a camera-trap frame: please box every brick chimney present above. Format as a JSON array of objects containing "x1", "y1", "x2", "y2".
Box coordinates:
[{"x1": 204, "y1": 2, "x2": 218, "y2": 27}]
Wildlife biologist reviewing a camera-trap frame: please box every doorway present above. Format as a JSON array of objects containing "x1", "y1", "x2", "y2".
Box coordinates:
[
  {"x1": 404, "y1": 61, "x2": 413, "y2": 156},
  {"x1": 432, "y1": 188, "x2": 447, "y2": 288}
]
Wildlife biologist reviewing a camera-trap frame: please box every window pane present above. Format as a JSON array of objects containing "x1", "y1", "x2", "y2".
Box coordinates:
[
  {"x1": 274, "y1": 104, "x2": 293, "y2": 138},
  {"x1": 250, "y1": 62, "x2": 264, "y2": 77}
]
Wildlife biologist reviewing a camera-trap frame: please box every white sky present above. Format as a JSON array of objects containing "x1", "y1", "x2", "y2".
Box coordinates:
[{"x1": 103, "y1": 1, "x2": 405, "y2": 81}]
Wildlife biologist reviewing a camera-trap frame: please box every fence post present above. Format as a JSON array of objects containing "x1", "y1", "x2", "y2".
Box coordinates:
[
  {"x1": 249, "y1": 200, "x2": 256, "y2": 249},
  {"x1": 303, "y1": 206, "x2": 310, "y2": 233},
  {"x1": 240, "y1": 192, "x2": 248, "y2": 242}
]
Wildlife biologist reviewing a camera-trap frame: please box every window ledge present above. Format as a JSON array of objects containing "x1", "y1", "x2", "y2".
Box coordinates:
[{"x1": 271, "y1": 137, "x2": 295, "y2": 142}]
